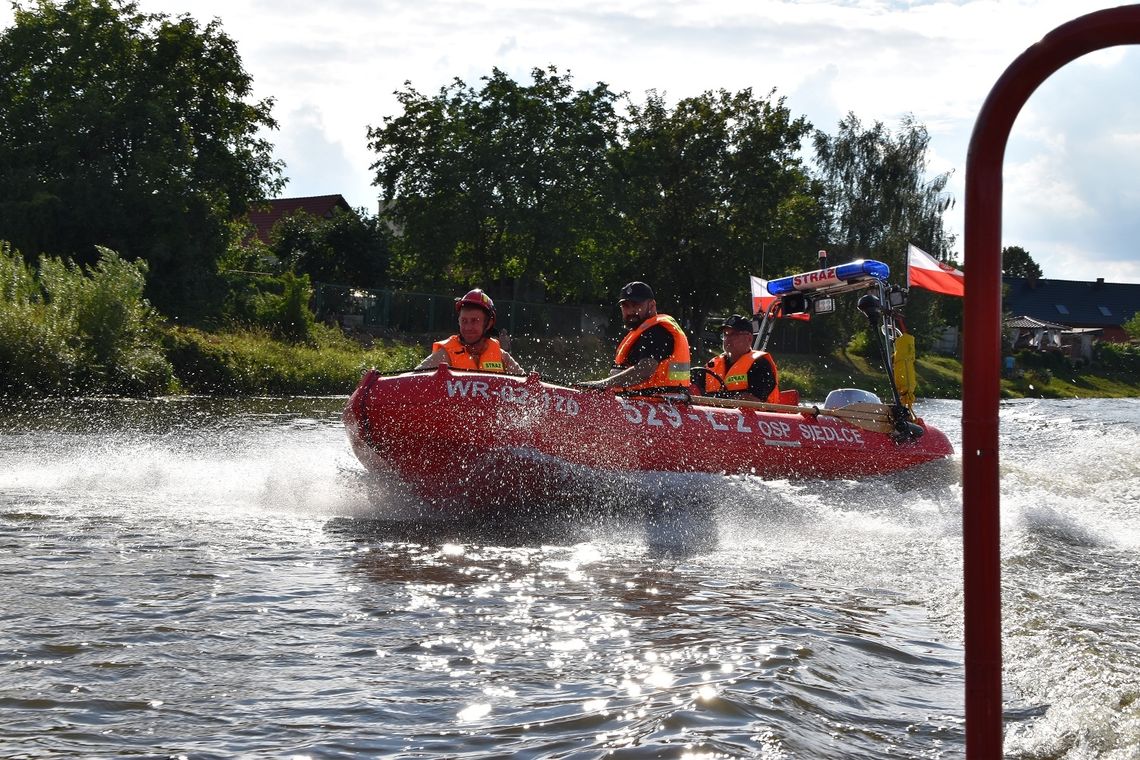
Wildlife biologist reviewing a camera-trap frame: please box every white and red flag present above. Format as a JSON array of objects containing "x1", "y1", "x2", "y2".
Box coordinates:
[
  {"x1": 750, "y1": 275, "x2": 810, "y2": 320},
  {"x1": 750, "y1": 275, "x2": 775, "y2": 316},
  {"x1": 907, "y1": 243, "x2": 964, "y2": 296}
]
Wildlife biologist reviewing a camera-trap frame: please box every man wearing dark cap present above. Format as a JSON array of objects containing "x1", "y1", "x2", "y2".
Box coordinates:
[
  {"x1": 694, "y1": 314, "x2": 779, "y2": 402},
  {"x1": 577, "y1": 281, "x2": 690, "y2": 392}
]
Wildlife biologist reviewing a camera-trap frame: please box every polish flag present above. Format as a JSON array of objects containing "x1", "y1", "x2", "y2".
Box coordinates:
[
  {"x1": 750, "y1": 276, "x2": 810, "y2": 320},
  {"x1": 907, "y1": 244, "x2": 964, "y2": 296},
  {"x1": 750, "y1": 275, "x2": 775, "y2": 316}
]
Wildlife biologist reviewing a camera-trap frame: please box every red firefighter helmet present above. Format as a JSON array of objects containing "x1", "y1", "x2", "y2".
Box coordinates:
[{"x1": 454, "y1": 288, "x2": 496, "y2": 330}]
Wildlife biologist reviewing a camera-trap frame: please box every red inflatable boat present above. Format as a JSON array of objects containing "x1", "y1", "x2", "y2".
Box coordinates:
[
  {"x1": 345, "y1": 258, "x2": 959, "y2": 509},
  {"x1": 343, "y1": 365, "x2": 954, "y2": 509}
]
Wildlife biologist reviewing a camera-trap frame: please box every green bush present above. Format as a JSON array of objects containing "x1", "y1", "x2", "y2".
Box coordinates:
[
  {"x1": 0, "y1": 246, "x2": 77, "y2": 395},
  {"x1": 221, "y1": 270, "x2": 317, "y2": 343},
  {"x1": 0, "y1": 242, "x2": 172, "y2": 397},
  {"x1": 164, "y1": 324, "x2": 421, "y2": 395},
  {"x1": 846, "y1": 329, "x2": 875, "y2": 357},
  {"x1": 1095, "y1": 341, "x2": 1140, "y2": 373},
  {"x1": 1124, "y1": 312, "x2": 1140, "y2": 341}
]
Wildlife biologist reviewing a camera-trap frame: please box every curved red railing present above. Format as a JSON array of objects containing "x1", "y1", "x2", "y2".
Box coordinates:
[{"x1": 963, "y1": 5, "x2": 1140, "y2": 756}]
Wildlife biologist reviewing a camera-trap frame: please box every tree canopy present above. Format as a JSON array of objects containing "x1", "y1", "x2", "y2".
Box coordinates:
[
  {"x1": 368, "y1": 66, "x2": 621, "y2": 302},
  {"x1": 267, "y1": 208, "x2": 391, "y2": 288},
  {"x1": 0, "y1": 0, "x2": 284, "y2": 317},
  {"x1": 1001, "y1": 245, "x2": 1043, "y2": 279},
  {"x1": 616, "y1": 88, "x2": 821, "y2": 337},
  {"x1": 368, "y1": 71, "x2": 825, "y2": 342}
]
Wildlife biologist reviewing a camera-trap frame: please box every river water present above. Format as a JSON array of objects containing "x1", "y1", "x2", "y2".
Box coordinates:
[{"x1": 1, "y1": 395, "x2": 1137, "y2": 759}]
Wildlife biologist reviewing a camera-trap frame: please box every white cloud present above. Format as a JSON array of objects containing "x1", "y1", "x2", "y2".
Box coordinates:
[{"x1": 3, "y1": 0, "x2": 1139, "y2": 282}]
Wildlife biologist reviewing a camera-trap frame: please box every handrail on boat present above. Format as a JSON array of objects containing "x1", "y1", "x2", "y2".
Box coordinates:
[{"x1": 962, "y1": 6, "x2": 1140, "y2": 756}]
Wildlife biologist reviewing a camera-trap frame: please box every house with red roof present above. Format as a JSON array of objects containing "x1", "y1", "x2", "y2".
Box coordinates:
[{"x1": 246, "y1": 194, "x2": 355, "y2": 244}]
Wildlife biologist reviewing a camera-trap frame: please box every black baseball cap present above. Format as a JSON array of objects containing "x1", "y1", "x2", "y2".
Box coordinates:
[
  {"x1": 721, "y1": 314, "x2": 753, "y2": 333},
  {"x1": 618, "y1": 281, "x2": 655, "y2": 303}
]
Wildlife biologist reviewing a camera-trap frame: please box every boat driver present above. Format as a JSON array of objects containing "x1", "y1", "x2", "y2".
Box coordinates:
[
  {"x1": 693, "y1": 314, "x2": 779, "y2": 403},
  {"x1": 577, "y1": 281, "x2": 690, "y2": 393},
  {"x1": 416, "y1": 288, "x2": 524, "y2": 374}
]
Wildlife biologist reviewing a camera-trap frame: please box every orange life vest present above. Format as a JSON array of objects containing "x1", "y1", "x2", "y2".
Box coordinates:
[
  {"x1": 705, "y1": 350, "x2": 779, "y2": 403},
  {"x1": 432, "y1": 335, "x2": 506, "y2": 372},
  {"x1": 612, "y1": 314, "x2": 691, "y2": 390}
]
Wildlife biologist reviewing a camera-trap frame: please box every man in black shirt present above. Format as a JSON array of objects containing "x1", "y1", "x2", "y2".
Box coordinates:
[
  {"x1": 577, "y1": 281, "x2": 690, "y2": 392},
  {"x1": 694, "y1": 314, "x2": 778, "y2": 402}
]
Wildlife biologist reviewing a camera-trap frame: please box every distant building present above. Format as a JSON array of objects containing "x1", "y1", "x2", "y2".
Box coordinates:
[
  {"x1": 1003, "y1": 314, "x2": 1100, "y2": 362},
  {"x1": 246, "y1": 194, "x2": 355, "y2": 244},
  {"x1": 1003, "y1": 275, "x2": 1140, "y2": 343}
]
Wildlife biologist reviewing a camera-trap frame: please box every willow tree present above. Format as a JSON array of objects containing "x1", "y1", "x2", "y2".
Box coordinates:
[
  {"x1": 368, "y1": 66, "x2": 622, "y2": 302},
  {"x1": 0, "y1": 0, "x2": 284, "y2": 318},
  {"x1": 812, "y1": 113, "x2": 957, "y2": 347}
]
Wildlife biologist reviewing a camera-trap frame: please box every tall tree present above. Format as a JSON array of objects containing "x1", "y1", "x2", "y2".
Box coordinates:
[
  {"x1": 617, "y1": 88, "x2": 822, "y2": 343},
  {"x1": 1002, "y1": 245, "x2": 1043, "y2": 279},
  {"x1": 0, "y1": 0, "x2": 284, "y2": 318},
  {"x1": 812, "y1": 113, "x2": 957, "y2": 347},
  {"x1": 368, "y1": 66, "x2": 621, "y2": 302}
]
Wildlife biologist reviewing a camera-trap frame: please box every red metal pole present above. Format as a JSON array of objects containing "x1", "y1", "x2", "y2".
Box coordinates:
[{"x1": 963, "y1": 6, "x2": 1140, "y2": 757}]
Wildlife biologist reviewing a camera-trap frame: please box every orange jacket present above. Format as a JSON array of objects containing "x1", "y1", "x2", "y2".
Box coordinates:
[
  {"x1": 613, "y1": 314, "x2": 691, "y2": 390},
  {"x1": 704, "y1": 350, "x2": 779, "y2": 403},
  {"x1": 432, "y1": 335, "x2": 506, "y2": 372}
]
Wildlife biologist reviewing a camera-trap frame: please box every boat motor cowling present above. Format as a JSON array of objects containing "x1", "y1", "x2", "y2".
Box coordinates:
[{"x1": 857, "y1": 293, "x2": 882, "y2": 322}]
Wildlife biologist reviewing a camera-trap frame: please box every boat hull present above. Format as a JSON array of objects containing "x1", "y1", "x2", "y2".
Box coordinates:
[{"x1": 343, "y1": 367, "x2": 954, "y2": 509}]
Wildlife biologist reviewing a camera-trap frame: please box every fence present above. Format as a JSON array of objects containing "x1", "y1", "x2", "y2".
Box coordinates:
[{"x1": 314, "y1": 283, "x2": 589, "y2": 337}]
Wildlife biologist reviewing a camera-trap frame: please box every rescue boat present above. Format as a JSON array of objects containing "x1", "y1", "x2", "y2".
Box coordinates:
[
  {"x1": 343, "y1": 257, "x2": 954, "y2": 509},
  {"x1": 343, "y1": 366, "x2": 953, "y2": 509}
]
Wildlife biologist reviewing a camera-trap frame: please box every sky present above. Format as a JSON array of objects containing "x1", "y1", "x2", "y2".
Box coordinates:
[{"x1": 3, "y1": 0, "x2": 1139, "y2": 284}]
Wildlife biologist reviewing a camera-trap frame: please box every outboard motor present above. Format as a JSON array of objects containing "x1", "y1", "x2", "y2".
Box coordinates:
[{"x1": 824, "y1": 388, "x2": 881, "y2": 410}]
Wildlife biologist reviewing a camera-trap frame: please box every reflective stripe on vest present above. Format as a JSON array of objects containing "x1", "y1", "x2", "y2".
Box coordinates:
[
  {"x1": 613, "y1": 314, "x2": 691, "y2": 390},
  {"x1": 432, "y1": 335, "x2": 506, "y2": 372},
  {"x1": 705, "y1": 350, "x2": 780, "y2": 403}
]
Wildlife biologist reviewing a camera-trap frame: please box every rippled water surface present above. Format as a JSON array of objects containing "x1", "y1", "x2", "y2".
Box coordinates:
[{"x1": 2, "y1": 395, "x2": 1138, "y2": 758}]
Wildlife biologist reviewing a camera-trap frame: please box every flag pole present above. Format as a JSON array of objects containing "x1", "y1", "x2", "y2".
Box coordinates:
[{"x1": 906, "y1": 244, "x2": 912, "y2": 291}]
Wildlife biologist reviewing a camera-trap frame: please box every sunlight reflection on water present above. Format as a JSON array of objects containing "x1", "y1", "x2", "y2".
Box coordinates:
[{"x1": 1, "y1": 397, "x2": 1138, "y2": 757}]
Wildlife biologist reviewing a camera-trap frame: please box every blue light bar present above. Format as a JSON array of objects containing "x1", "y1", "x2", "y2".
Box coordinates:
[{"x1": 766, "y1": 259, "x2": 890, "y2": 296}]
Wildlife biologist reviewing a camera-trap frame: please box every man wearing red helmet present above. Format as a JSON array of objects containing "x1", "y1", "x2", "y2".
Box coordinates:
[
  {"x1": 577, "y1": 281, "x2": 690, "y2": 392},
  {"x1": 416, "y1": 288, "x2": 523, "y2": 374}
]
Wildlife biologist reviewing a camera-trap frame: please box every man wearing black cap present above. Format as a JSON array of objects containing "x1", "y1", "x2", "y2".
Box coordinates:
[
  {"x1": 694, "y1": 314, "x2": 779, "y2": 402},
  {"x1": 577, "y1": 281, "x2": 691, "y2": 392}
]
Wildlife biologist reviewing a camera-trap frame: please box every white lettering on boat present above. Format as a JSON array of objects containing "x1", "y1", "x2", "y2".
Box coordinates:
[
  {"x1": 552, "y1": 394, "x2": 580, "y2": 416},
  {"x1": 617, "y1": 398, "x2": 681, "y2": 428},
  {"x1": 703, "y1": 409, "x2": 731, "y2": 431},
  {"x1": 798, "y1": 422, "x2": 864, "y2": 445},
  {"x1": 754, "y1": 420, "x2": 792, "y2": 439},
  {"x1": 446, "y1": 379, "x2": 490, "y2": 398},
  {"x1": 447, "y1": 381, "x2": 579, "y2": 416},
  {"x1": 735, "y1": 413, "x2": 752, "y2": 433}
]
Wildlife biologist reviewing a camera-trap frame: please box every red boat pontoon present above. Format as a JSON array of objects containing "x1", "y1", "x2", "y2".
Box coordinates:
[{"x1": 344, "y1": 366, "x2": 953, "y2": 509}]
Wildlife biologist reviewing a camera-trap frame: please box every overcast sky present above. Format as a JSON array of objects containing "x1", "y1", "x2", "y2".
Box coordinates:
[{"x1": 4, "y1": 1, "x2": 1139, "y2": 283}]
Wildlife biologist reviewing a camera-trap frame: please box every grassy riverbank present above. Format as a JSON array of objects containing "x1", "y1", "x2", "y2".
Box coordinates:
[
  {"x1": 778, "y1": 348, "x2": 1140, "y2": 401},
  {"x1": 7, "y1": 244, "x2": 1135, "y2": 401},
  {"x1": 163, "y1": 325, "x2": 422, "y2": 396},
  {"x1": 5, "y1": 316, "x2": 1139, "y2": 400}
]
